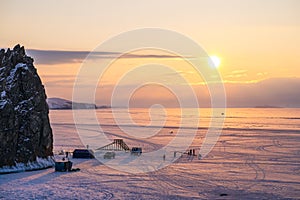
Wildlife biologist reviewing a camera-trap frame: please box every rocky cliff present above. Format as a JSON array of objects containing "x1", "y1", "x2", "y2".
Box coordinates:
[{"x1": 0, "y1": 45, "x2": 53, "y2": 170}]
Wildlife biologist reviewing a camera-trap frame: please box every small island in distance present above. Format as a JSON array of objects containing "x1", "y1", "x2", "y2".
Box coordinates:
[
  {"x1": 254, "y1": 105, "x2": 284, "y2": 108},
  {"x1": 47, "y1": 97, "x2": 110, "y2": 110}
]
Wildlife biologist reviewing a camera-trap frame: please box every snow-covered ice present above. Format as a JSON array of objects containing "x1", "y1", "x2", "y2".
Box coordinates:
[
  {"x1": 0, "y1": 108, "x2": 299, "y2": 199},
  {"x1": 0, "y1": 157, "x2": 54, "y2": 174}
]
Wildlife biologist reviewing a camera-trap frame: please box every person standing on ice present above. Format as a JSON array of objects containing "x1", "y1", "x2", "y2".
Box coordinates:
[{"x1": 66, "y1": 151, "x2": 69, "y2": 160}]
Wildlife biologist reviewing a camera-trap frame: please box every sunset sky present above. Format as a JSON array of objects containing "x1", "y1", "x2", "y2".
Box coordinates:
[{"x1": 1, "y1": 0, "x2": 300, "y2": 107}]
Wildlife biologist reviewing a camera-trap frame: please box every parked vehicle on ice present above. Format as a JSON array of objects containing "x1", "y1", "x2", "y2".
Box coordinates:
[
  {"x1": 131, "y1": 147, "x2": 142, "y2": 156},
  {"x1": 103, "y1": 152, "x2": 116, "y2": 159}
]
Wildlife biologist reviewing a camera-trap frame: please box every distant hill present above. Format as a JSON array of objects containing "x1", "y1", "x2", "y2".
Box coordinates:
[
  {"x1": 47, "y1": 97, "x2": 103, "y2": 109},
  {"x1": 254, "y1": 105, "x2": 283, "y2": 108}
]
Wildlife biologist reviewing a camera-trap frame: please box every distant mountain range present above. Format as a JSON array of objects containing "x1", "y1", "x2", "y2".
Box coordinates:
[
  {"x1": 254, "y1": 105, "x2": 283, "y2": 108},
  {"x1": 47, "y1": 97, "x2": 110, "y2": 110}
]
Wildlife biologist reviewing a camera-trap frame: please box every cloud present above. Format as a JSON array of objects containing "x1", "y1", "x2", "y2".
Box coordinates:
[
  {"x1": 101, "y1": 77, "x2": 300, "y2": 108},
  {"x1": 26, "y1": 49, "x2": 119, "y2": 65},
  {"x1": 26, "y1": 49, "x2": 183, "y2": 65},
  {"x1": 42, "y1": 72, "x2": 300, "y2": 108},
  {"x1": 225, "y1": 77, "x2": 300, "y2": 107},
  {"x1": 44, "y1": 79, "x2": 76, "y2": 87},
  {"x1": 231, "y1": 70, "x2": 248, "y2": 74},
  {"x1": 256, "y1": 72, "x2": 268, "y2": 76},
  {"x1": 225, "y1": 69, "x2": 248, "y2": 78}
]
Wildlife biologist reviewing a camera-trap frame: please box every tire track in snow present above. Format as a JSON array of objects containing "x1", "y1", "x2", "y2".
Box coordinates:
[{"x1": 244, "y1": 154, "x2": 266, "y2": 190}]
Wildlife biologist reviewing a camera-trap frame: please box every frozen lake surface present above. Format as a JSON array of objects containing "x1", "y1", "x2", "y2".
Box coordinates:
[{"x1": 0, "y1": 108, "x2": 300, "y2": 199}]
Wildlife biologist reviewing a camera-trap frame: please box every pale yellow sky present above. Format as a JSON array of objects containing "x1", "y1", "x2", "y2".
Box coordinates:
[{"x1": 1, "y1": 0, "x2": 300, "y2": 107}]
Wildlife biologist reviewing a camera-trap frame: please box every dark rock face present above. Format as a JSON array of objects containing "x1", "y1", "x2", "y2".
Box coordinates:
[{"x1": 0, "y1": 44, "x2": 53, "y2": 167}]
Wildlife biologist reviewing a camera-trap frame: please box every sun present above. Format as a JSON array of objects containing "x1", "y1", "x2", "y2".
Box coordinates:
[{"x1": 209, "y1": 55, "x2": 221, "y2": 68}]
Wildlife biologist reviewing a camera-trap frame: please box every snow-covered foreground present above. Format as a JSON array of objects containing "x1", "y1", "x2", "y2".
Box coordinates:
[
  {"x1": 1, "y1": 129, "x2": 299, "y2": 199},
  {"x1": 1, "y1": 109, "x2": 300, "y2": 199}
]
